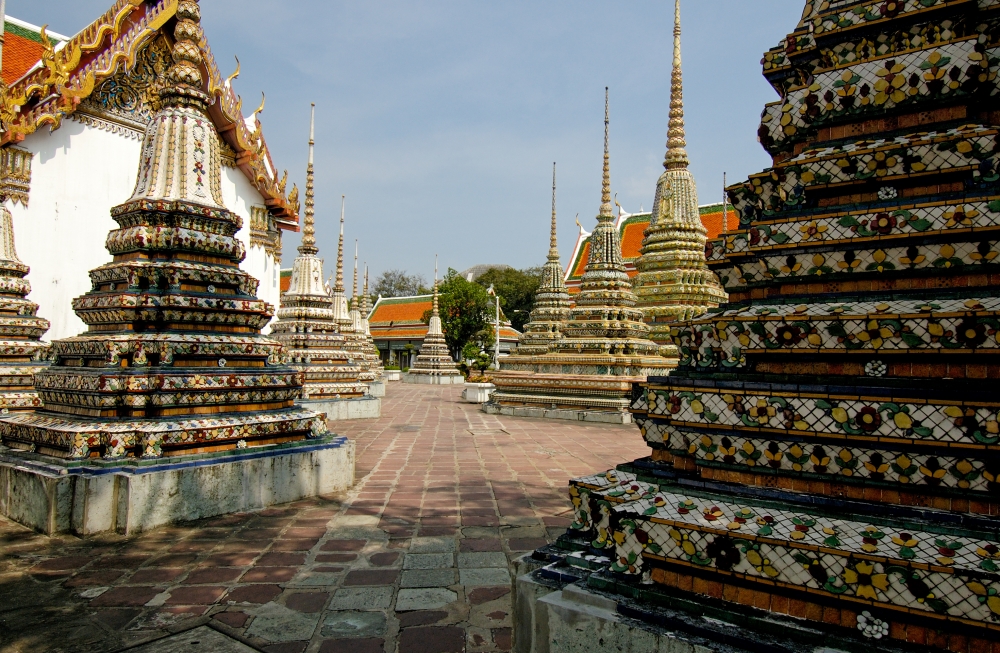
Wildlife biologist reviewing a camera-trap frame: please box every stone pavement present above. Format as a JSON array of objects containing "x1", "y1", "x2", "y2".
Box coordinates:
[{"x1": 0, "y1": 383, "x2": 647, "y2": 653}]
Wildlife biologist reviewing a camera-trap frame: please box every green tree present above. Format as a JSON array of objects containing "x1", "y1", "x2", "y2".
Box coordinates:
[
  {"x1": 475, "y1": 266, "x2": 543, "y2": 332},
  {"x1": 373, "y1": 269, "x2": 429, "y2": 298},
  {"x1": 422, "y1": 268, "x2": 491, "y2": 358}
]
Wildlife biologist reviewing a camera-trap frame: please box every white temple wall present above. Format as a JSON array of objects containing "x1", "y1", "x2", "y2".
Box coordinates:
[{"x1": 9, "y1": 120, "x2": 283, "y2": 341}]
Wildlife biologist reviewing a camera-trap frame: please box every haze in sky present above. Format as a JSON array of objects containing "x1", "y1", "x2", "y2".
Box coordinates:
[{"x1": 10, "y1": 0, "x2": 804, "y2": 284}]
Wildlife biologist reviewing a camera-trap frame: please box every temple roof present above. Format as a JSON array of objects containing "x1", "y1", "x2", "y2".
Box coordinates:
[
  {"x1": 564, "y1": 201, "x2": 738, "y2": 286},
  {"x1": 2, "y1": 0, "x2": 300, "y2": 230},
  {"x1": 2, "y1": 19, "x2": 69, "y2": 85},
  {"x1": 369, "y1": 294, "x2": 520, "y2": 342}
]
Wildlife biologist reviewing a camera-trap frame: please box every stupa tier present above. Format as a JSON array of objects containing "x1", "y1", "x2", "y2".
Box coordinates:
[
  {"x1": 349, "y1": 249, "x2": 385, "y2": 396},
  {"x1": 632, "y1": 0, "x2": 726, "y2": 346},
  {"x1": 0, "y1": 0, "x2": 328, "y2": 460},
  {"x1": 0, "y1": 205, "x2": 50, "y2": 412},
  {"x1": 329, "y1": 209, "x2": 376, "y2": 391},
  {"x1": 269, "y1": 106, "x2": 378, "y2": 421},
  {"x1": 487, "y1": 91, "x2": 674, "y2": 423},
  {"x1": 403, "y1": 266, "x2": 464, "y2": 385},
  {"x1": 546, "y1": 0, "x2": 1000, "y2": 650}
]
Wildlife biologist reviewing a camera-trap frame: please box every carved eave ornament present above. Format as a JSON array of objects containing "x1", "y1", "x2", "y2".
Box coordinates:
[{"x1": 0, "y1": 0, "x2": 300, "y2": 230}]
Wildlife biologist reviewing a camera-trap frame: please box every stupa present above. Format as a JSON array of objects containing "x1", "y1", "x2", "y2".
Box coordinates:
[
  {"x1": 486, "y1": 90, "x2": 674, "y2": 424},
  {"x1": 269, "y1": 105, "x2": 379, "y2": 420},
  {"x1": 402, "y1": 259, "x2": 464, "y2": 385},
  {"x1": 0, "y1": 0, "x2": 352, "y2": 536},
  {"x1": 349, "y1": 244, "x2": 385, "y2": 397},
  {"x1": 359, "y1": 264, "x2": 386, "y2": 381},
  {"x1": 506, "y1": 163, "x2": 572, "y2": 357},
  {"x1": 632, "y1": 0, "x2": 726, "y2": 347},
  {"x1": 0, "y1": 199, "x2": 50, "y2": 413},
  {"x1": 516, "y1": 2, "x2": 1000, "y2": 651},
  {"x1": 329, "y1": 207, "x2": 377, "y2": 393}
]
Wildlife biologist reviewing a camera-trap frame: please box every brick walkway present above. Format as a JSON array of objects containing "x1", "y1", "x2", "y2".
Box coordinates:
[{"x1": 0, "y1": 384, "x2": 647, "y2": 653}]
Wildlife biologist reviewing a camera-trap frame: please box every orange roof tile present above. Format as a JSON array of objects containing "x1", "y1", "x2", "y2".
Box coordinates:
[
  {"x1": 572, "y1": 241, "x2": 591, "y2": 278},
  {"x1": 279, "y1": 270, "x2": 292, "y2": 294},
  {"x1": 3, "y1": 32, "x2": 44, "y2": 84},
  {"x1": 369, "y1": 296, "x2": 433, "y2": 325},
  {"x1": 699, "y1": 207, "x2": 740, "y2": 240},
  {"x1": 620, "y1": 221, "x2": 646, "y2": 260}
]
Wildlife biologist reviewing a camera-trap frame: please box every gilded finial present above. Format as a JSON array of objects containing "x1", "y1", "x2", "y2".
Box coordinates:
[
  {"x1": 664, "y1": 0, "x2": 689, "y2": 170},
  {"x1": 432, "y1": 255, "x2": 439, "y2": 317},
  {"x1": 548, "y1": 162, "x2": 560, "y2": 261},
  {"x1": 226, "y1": 56, "x2": 241, "y2": 86},
  {"x1": 160, "y1": 0, "x2": 209, "y2": 107},
  {"x1": 363, "y1": 263, "x2": 371, "y2": 316},
  {"x1": 334, "y1": 195, "x2": 345, "y2": 293},
  {"x1": 600, "y1": 87, "x2": 612, "y2": 219},
  {"x1": 299, "y1": 103, "x2": 317, "y2": 256},
  {"x1": 353, "y1": 239, "x2": 359, "y2": 305}
]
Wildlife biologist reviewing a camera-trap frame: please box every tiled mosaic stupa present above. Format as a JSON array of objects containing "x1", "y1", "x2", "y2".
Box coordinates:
[
  {"x1": 632, "y1": 0, "x2": 727, "y2": 347},
  {"x1": 349, "y1": 245, "x2": 385, "y2": 396},
  {"x1": 0, "y1": 0, "x2": 351, "y2": 537},
  {"x1": 329, "y1": 206, "x2": 377, "y2": 392},
  {"x1": 522, "y1": 1, "x2": 1000, "y2": 651},
  {"x1": 0, "y1": 199, "x2": 50, "y2": 413},
  {"x1": 505, "y1": 163, "x2": 572, "y2": 358},
  {"x1": 486, "y1": 91, "x2": 674, "y2": 424},
  {"x1": 402, "y1": 261, "x2": 464, "y2": 385},
  {"x1": 269, "y1": 105, "x2": 378, "y2": 420}
]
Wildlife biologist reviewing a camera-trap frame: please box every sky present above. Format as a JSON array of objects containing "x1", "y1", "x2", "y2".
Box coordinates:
[{"x1": 10, "y1": 0, "x2": 805, "y2": 284}]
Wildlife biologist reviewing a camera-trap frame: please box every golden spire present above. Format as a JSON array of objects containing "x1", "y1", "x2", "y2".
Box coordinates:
[
  {"x1": 334, "y1": 196, "x2": 345, "y2": 293},
  {"x1": 299, "y1": 103, "x2": 318, "y2": 256},
  {"x1": 663, "y1": 0, "x2": 689, "y2": 170},
  {"x1": 432, "y1": 255, "x2": 440, "y2": 317},
  {"x1": 160, "y1": 0, "x2": 209, "y2": 108},
  {"x1": 549, "y1": 162, "x2": 559, "y2": 261},
  {"x1": 600, "y1": 87, "x2": 612, "y2": 219},
  {"x1": 363, "y1": 263, "x2": 371, "y2": 315}
]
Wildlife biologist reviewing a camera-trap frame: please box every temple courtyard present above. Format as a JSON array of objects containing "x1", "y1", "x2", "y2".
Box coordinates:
[{"x1": 0, "y1": 383, "x2": 645, "y2": 653}]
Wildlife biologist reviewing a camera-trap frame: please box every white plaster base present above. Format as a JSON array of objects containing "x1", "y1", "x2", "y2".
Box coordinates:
[
  {"x1": 384, "y1": 370, "x2": 402, "y2": 382},
  {"x1": 483, "y1": 403, "x2": 632, "y2": 424},
  {"x1": 0, "y1": 436, "x2": 354, "y2": 536},
  {"x1": 301, "y1": 396, "x2": 381, "y2": 420},
  {"x1": 462, "y1": 383, "x2": 496, "y2": 403},
  {"x1": 368, "y1": 381, "x2": 386, "y2": 398},
  {"x1": 402, "y1": 372, "x2": 465, "y2": 385}
]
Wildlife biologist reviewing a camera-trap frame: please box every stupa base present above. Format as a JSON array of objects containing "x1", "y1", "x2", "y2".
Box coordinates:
[
  {"x1": 301, "y1": 395, "x2": 381, "y2": 420},
  {"x1": 483, "y1": 401, "x2": 631, "y2": 424},
  {"x1": 0, "y1": 435, "x2": 354, "y2": 536},
  {"x1": 368, "y1": 380, "x2": 386, "y2": 397},
  {"x1": 402, "y1": 371, "x2": 465, "y2": 385}
]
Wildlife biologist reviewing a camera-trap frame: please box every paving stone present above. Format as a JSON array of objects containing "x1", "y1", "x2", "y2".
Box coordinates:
[
  {"x1": 320, "y1": 611, "x2": 387, "y2": 638},
  {"x1": 507, "y1": 537, "x2": 548, "y2": 551},
  {"x1": 185, "y1": 567, "x2": 244, "y2": 584},
  {"x1": 262, "y1": 643, "x2": 307, "y2": 653},
  {"x1": 400, "y1": 569, "x2": 457, "y2": 588},
  {"x1": 128, "y1": 568, "x2": 185, "y2": 584},
  {"x1": 459, "y1": 538, "x2": 502, "y2": 552},
  {"x1": 408, "y1": 536, "x2": 456, "y2": 553},
  {"x1": 225, "y1": 584, "x2": 283, "y2": 604},
  {"x1": 126, "y1": 625, "x2": 257, "y2": 652},
  {"x1": 397, "y1": 626, "x2": 464, "y2": 653},
  {"x1": 396, "y1": 610, "x2": 448, "y2": 628},
  {"x1": 318, "y1": 638, "x2": 385, "y2": 653},
  {"x1": 241, "y1": 567, "x2": 298, "y2": 583},
  {"x1": 343, "y1": 570, "x2": 399, "y2": 586},
  {"x1": 91, "y1": 608, "x2": 142, "y2": 630},
  {"x1": 213, "y1": 611, "x2": 251, "y2": 628},
  {"x1": 321, "y1": 539, "x2": 367, "y2": 552},
  {"x1": 493, "y1": 627, "x2": 513, "y2": 651},
  {"x1": 468, "y1": 586, "x2": 510, "y2": 605},
  {"x1": 245, "y1": 602, "x2": 321, "y2": 642},
  {"x1": 289, "y1": 571, "x2": 344, "y2": 587},
  {"x1": 329, "y1": 586, "x2": 394, "y2": 610},
  {"x1": 256, "y1": 553, "x2": 306, "y2": 567},
  {"x1": 64, "y1": 570, "x2": 126, "y2": 587},
  {"x1": 402, "y1": 553, "x2": 454, "y2": 570},
  {"x1": 395, "y1": 588, "x2": 458, "y2": 611},
  {"x1": 285, "y1": 591, "x2": 330, "y2": 613},
  {"x1": 315, "y1": 553, "x2": 358, "y2": 564},
  {"x1": 165, "y1": 586, "x2": 226, "y2": 605},
  {"x1": 459, "y1": 568, "x2": 511, "y2": 587},
  {"x1": 368, "y1": 552, "x2": 400, "y2": 566},
  {"x1": 89, "y1": 586, "x2": 164, "y2": 607},
  {"x1": 457, "y1": 552, "x2": 508, "y2": 569}
]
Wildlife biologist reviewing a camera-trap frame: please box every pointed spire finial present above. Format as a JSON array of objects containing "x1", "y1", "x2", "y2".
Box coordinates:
[
  {"x1": 298, "y1": 103, "x2": 318, "y2": 256},
  {"x1": 548, "y1": 162, "x2": 559, "y2": 261},
  {"x1": 432, "y1": 255, "x2": 440, "y2": 317},
  {"x1": 722, "y1": 171, "x2": 728, "y2": 235},
  {"x1": 664, "y1": 0, "x2": 689, "y2": 170},
  {"x1": 353, "y1": 239, "x2": 359, "y2": 304},
  {"x1": 161, "y1": 0, "x2": 209, "y2": 108},
  {"x1": 334, "y1": 195, "x2": 345, "y2": 293},
  {"x1": 600, "y1": 87, "x2": 612, "y2": 219}
]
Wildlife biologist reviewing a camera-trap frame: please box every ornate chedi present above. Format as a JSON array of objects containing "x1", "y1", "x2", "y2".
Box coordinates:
[
  {"x1": 268, "y1": 105, "x2": 377, "y2": 420},
  {"x1": 359, "y1": 264, "x2": 385, "y2": 380},
  {"x1": 0, "y1": 199, "x2": 50, "y2": 412},
  {"x1": 329, "y1": 206, "x2": 376, "y2": 391},
  {"x1": 402, "y1": 261, "x2": 464, "y2": 385},
  {"x1": 507, "y1": 163, "x2": 572, "y2": 357},
  {"x1": 526, "y1": 2, "x2": 1000, "y2": 651},
  {"x1": 486, "y1": 91, "x2": 673, "y2": 424},
  {"x1": 632, "y1": 0, "x2": 727, "y2": 349},
  {"x1": 0, "y1": 0, "x2": 332, "y2": 461},
  {"x1": 349, "y1": 244, "x2": 385, "y2": 396}
]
